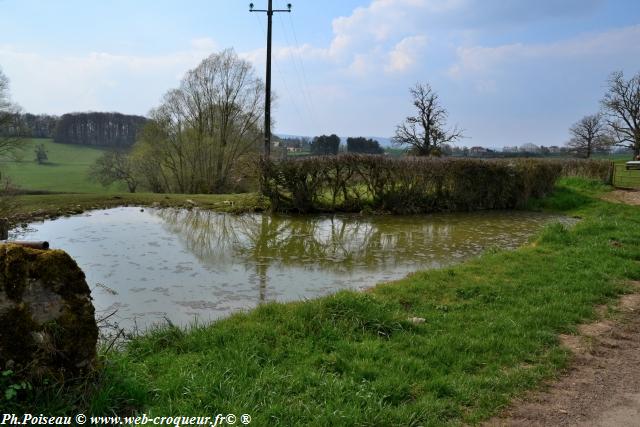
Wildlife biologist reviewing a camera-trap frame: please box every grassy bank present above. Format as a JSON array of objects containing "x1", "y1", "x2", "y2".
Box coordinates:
[
  {"x1": 8, "y1": 178, "x2": 640, "y2": 425},
  {"x1": 0, "y1": 139, "x2": 118, "y2": 193},
  {"x1": 0, "y1": 192, "x2": 266, "y2": 226}
]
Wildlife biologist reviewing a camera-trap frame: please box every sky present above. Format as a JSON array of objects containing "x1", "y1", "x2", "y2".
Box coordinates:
[{"x1": 0, "y1": 0, "x2": 639, "y2": 148}]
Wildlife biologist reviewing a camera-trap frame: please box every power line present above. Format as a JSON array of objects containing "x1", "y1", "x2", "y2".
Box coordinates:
[
  {"x1": 274, "y1": 5, "x2": 319, "y2": 131},
  {"x1": 285, "y1": 9, "x2": 320, "y2": 124},
  {"x1": 252, "y1": 12, "x2": 307, "y2": 131}
]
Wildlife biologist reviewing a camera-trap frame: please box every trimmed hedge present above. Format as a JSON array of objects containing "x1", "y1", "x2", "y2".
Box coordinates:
[
  {"x1": 260, "y1": 156, "x2": 568, "y2": 214},
  {"x1": 555, "y1": 159, "x2": 613, "y2": 183}
]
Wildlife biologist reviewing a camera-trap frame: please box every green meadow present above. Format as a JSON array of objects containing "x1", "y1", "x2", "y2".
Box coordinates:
[{"x1": 0, "y1": 138, "x2": 124, "y2": 193}]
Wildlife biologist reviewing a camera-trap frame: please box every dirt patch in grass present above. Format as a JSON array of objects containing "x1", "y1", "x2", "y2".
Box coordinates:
[
  {"x1": 485, "y1": 283, "x2": 640, "y2": 426},
  {"x1": 601, "y1": 190, "x2": 640, "y2": 206}
]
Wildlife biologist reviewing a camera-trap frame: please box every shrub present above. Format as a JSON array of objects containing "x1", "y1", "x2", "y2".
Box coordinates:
[
  {"x1": 556, "y1": 159, "x2": 613, "y2": 183},
  {"x1": 260, "y1": 156, "x2": 564, "y2": 213}
]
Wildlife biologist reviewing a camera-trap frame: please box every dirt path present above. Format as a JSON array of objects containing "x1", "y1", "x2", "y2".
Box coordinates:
[
  {"x1": 486, "y1": 287, "x2": 640, "y2": 426},
  {"x1": 601, "y1": 189, "x2": 640, "y2": 206},
  {"x1": 485, "y1": 190, "x2": 640, "y2": 426}
]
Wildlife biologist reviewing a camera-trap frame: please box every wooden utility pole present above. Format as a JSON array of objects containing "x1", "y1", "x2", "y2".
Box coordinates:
[{"x1": 250, "y1": 1, "x2": 292, "y2": 159}]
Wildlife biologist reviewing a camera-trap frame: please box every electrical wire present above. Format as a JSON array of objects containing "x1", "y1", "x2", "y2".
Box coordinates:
[
  {"x1": 252, "y1": 11, "x2": 307, "y2": 132},
  {"x1": 275, "y1": 5, "x2": 319, "y2": 130}
]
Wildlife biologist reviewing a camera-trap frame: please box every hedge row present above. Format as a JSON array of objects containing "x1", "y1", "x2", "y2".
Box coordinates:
[
  {"x1": 555, "y1": 158, "x2": 614, "y2": 183},
  {"x1": 260, "y1": 156, "x2": 574, "y2": 214}
]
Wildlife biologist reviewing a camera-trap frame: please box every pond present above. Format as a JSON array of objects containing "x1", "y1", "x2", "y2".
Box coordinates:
[{"x1": 10, "y1": 207, "x2": 572, "y2": 331}]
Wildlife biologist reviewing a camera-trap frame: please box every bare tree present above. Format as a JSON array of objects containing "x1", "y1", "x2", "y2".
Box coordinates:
[
  {"x1": 601, "y1": 70, "x2": 640, "y2": 157},
  {"x1": 0, "y1": 68, "x2": 26, "y2": 160},
  {"x1": 566, "y1": 113, "x2": 612, "y2": 158},
  {"x1": 135, "y1": 49, "x2": 264, "y2": 194},
  {"x1": 393, "y1": 83, "x2": 463, "y2": 156}
]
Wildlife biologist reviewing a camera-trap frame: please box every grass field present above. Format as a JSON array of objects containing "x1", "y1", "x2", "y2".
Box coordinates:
[
  {"x1": 0, "y1": 138, "x2": 124, "y2": 193},
  {"x1": 7, "y1": 177, "x2": 640, "y2": 425},
  {"x1": 592, "y1": 152, "x2": 634, "y2": 162}
]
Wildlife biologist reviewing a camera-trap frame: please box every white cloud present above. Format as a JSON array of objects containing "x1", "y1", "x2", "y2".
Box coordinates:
[
  {"x1": 327, "y1": 0, "x2": 436, "y2": 60},
  {"x1": 449, "y1": 25, "x2": 640, "y2": 83},
  {"x1": 245, "y1": 0, "x2": 462, "y2": 77},
  {"x1": 0, "y1": 39, "x2": 220, "y2": 115},
  {"x1": 385, "y1": 35, "x2": 428, "y2": 73},
  {"x1": 242, "y1": 0, "x2": 449, "y2": 77},
  {"x1": 314, "y1": 0, "x2": 607, "y2": 76},
  {"x1": 348, "y1": 53, "x2": 374, "y2": 75}
]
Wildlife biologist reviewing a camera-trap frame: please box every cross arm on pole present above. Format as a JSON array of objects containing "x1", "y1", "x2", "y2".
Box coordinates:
[{"x1": 249, "y1": 3, "x2": 292, "y2": 13}]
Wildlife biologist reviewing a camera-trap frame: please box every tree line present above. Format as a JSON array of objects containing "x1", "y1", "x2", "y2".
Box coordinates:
[
  {"x1": 53, "y1": 112, "x2": 147, "y2": 147},
  {"x1": 276, "y1": 135, "x2": 385, "y2": 156},
  {"x1": 19, "y1": 114, "x2": 58, "y2": 138},
  {"x1": 0, "y1": 105, "x2": 147, "y2": 148}
]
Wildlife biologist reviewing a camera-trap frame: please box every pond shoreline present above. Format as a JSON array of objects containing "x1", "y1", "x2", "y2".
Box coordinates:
[
  {"x1": 11, "y1": 206, "x2": 572, "y2": 331},
  {"x1": 0, "y1": 192, "x2": 268, "y2": 228},
  {"x1": 9, "y1": 178, "x2": 637, "y2": 426}
]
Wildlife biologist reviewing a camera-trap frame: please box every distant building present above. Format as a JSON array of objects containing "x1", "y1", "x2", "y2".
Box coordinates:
[
  {"x1": 470, "y1": 146, "x2": 489, "y2": 155},
  {"x1": 548, "y1": 146, "x2": 562, "y2": 154},
  {"x1": 519, "y1": 143, "x2": 541, "y2": 153},
  {"x1": 503, "y1": 146, "x2": 519, "y2": 153}
]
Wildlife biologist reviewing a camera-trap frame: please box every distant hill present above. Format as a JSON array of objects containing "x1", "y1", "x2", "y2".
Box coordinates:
[{"x1": 0, "y1": 138, "x2": 120, "y2": 193}]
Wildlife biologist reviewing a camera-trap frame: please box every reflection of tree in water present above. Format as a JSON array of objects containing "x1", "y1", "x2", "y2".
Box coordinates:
[
  {"x1": 154, "y1": 208, "x2": 461, "y2": 274},
  {"x1": 153, "y1": 209, "x2": 561, "y2": 301}
]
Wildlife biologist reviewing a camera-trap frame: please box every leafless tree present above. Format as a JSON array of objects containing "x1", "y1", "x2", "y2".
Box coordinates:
[
  {"x1": 601, "y1": 70, "x2": 640, "y2": 157},
  {"x1": 135, "y1": 49, "x2": 264, "y2": 193},
  {"x1": 393, "y1": 83, "x2": 463, "y2": 156},
  {"x1": 566, "y1": 113, "x2": 613, "y2": 158},
  {"x1": 0, "y1": 68, "x2": 26, "y2": 160}
]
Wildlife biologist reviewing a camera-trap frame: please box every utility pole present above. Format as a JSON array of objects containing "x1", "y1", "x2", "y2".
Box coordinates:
[{"x1": 250, "y1": 1, "x2": 292, "y2": 159}]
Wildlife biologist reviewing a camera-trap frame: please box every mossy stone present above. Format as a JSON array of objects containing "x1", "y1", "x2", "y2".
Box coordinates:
[{"x1": 0, "y1": 244, "x2": 98, "y2": 379}]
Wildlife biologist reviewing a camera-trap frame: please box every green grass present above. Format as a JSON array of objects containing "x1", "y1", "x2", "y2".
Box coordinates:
[
  {"x1": 592, "y1": 152, "x2": 634, "y2": 162},
  {"x1": 8, "y1": 178, "x2": 640, "y2": 425},
  {"x1": 0, "y1": 138, "x2": 122, "y2": 193}
]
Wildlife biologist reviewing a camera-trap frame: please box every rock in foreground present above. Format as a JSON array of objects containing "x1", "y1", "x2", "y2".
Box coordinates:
[{"x1": 0, "y1": 244, "x2": 97, "y2": 378}]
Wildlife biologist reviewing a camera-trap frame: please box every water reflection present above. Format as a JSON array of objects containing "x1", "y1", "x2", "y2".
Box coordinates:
[
  {"x1": 155, "y1": 209, "x2": 560, "y2": 272},
  {"x1": 12, "y1": 208, "x2": 572, "y2": 331}
]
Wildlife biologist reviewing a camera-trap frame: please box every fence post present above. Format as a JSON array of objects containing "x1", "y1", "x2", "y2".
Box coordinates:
[{"x1": 609, "y1": 161, "x2": 615, "y2": 186}]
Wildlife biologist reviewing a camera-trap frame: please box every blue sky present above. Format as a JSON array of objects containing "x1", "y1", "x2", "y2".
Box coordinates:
[{"x1": 1, "y1": 0, "x2": 639, "y2": 147}]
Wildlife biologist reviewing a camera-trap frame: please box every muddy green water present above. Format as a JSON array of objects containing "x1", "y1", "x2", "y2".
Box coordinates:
[{"x1": 11, "y1": 207, "x2": 572, "y2": 331}]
